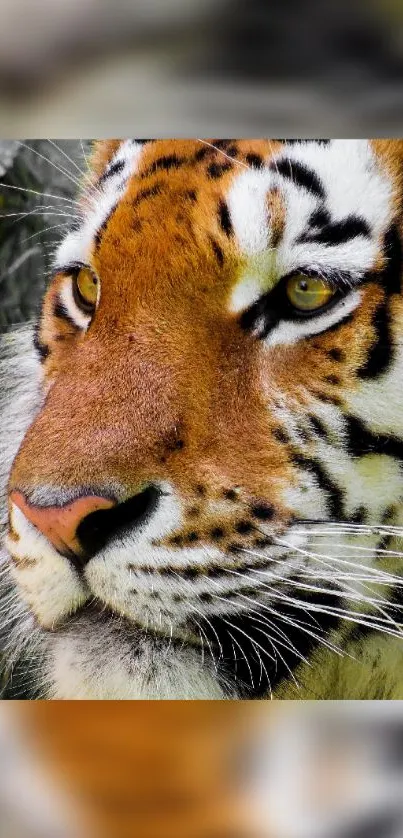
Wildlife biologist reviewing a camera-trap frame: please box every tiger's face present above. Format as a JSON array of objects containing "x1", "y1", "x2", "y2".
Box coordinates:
[{"x1": 3, "y1": 139, "x2": 403, "y2": 699}]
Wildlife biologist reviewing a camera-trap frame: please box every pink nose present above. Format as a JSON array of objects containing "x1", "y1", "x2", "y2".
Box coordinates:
[{"x1": 10, "y1": 490, "x2": 115, "y2": 556}]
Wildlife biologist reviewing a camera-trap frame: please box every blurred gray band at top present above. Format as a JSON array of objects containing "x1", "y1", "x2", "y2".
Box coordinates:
[
  {"x1": 0, "y1": 0, "x2": 218, "y2": 82},
  {"x1": 0, "y1": 1, "x2": 402, "y2": 146}
]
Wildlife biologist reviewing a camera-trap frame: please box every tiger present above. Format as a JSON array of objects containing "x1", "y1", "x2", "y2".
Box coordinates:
[{"x1": 1, "y1": 138, "x2": 403, "y2": 700}]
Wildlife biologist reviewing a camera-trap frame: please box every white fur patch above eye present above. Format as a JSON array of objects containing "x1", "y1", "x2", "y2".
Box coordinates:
[
  {"x1": 227, "y1": 168, "x2": 274, "y2": 255},
  {"x1": 282, "y1": 140, "x2": 393, "y2": 235},
  {"x1": 54, "y1": 140, "x2": 146, "y2": 270},
  {"x1": 226, "y1": 140, "x2": 394, "y2": 330}
]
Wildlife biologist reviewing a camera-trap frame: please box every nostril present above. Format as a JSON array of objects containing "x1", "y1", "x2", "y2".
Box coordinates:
[
  {"x1": 75, "y1": 485, "x2": 161, "y2": 560},
  {"x1": 9, "y1": 490, "x2": 115, "y2": 561},
  {"x1": 10, "y1": 485, "x2": 161, "y2": 568}
]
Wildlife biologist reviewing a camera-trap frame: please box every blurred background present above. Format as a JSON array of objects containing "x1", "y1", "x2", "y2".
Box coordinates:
[
  {"x1": 0, "y1": 0, "x2": 402, "y2": 135},
  {"x1": 0, "y1": 140, "x2": 88, "y2": 332},
  {"x1": 1, "y1": 701, "x2": 403, "y2": 838}
]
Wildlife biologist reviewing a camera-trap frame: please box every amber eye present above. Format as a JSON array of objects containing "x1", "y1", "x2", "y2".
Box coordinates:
[
  {"x1": 285, "y1": 274, "x2": 335, "y2": 312},
  {"x1": 73, "y1": 267, "x2": 99, "y2": 313}
]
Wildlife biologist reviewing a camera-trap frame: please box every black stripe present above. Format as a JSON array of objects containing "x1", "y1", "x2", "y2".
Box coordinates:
[
  {"x1": 207, "y1": 162, "x2": 232, "y2": 179},
  {"x1": 94, "y1": 207, "x2": 116, "y2": 249},
  {"x1": 33, "y1": 325, "x2": 50, "y2": 361},
  {"x1": 280, "y1": 139, "x2": 330, "y2": 146},
  {"x1": 194, "y1": 147, "x2": 209, "y2": 161},
  {"x1": 184, "y1": 189, "x2": 197, "y2": 202},
  {"x1": 382, "y1": 224, "x2": 402, "y2": 295},
  {"x1": 328, "y1": 347, "x2": 344, "y2": 361},
  {"x1": 344, "y1": 414, "x2": 403, "y2": 461},
  {"x1": 350, "y1": 505, "x2": 367, "y2": 524},
  {"x1": 210, "y1": 238, "x2": 224, "y2": 266},
  {"x1": 211, "y1": 139, "x2": 233, "y2": 149},
  {"x1": 272, "y1": 159, "x2": 325, "y2": 200},
  {"x1": 132, "y1": 183, "x2": 164, "y2": 207},
  {"x1": 357, "y1": 226, "x2": 401, "y2": 379},
  {"x1": 292, "y1": 453, "x2": 345, "y2": 519},
  {"x1": 272, "y1": 427, "x2": 290, "y2": 443},
  {"x1": 309, "y1": 415, "x2": 329, "y2": 440},
  {"x1": 99, "y1": 160, "x2": 125, "y2": 183},
  {"x1": 53, "y1": 299, "x2": 79, "y2": 329},
  {"x1": 218, "y1": 200, "x2": 233, "y2": 236},
  {"x1": 141, "y1": 155, "x2": 185, "y2": 177},
  {"x1": 299, "y1": 215, "x2": 370, "y2": 246},
  {"x1": 309, "y1": 207, "x2": 331, "y2": 227},
  {"x1": 357, "y1": 297, "x2": 393, "y2": 380},
  {"x1": 245, "y1": 153, "x2": 264, "y2": 169}
]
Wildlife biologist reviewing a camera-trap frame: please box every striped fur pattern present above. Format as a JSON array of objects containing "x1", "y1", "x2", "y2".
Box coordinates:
[{"x1": 2, "y1": 139, "x2": 403, "y2": 699}]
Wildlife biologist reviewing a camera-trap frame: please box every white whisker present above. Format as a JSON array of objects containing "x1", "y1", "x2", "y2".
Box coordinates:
[
  {"x1": 197, "y1": 139, "x2": 251, "y2": 170},
  {"x1": 0, "y1": 182, "x2": 77, "y2": 205},
  {"x1": 16, "y1": 142, "x2": 83, "y2": 190},
  {"x1": 46, "y1": 139, "x2": 86, "y2": 179},
  {"x1": 21, "y1": 222, "x2": 73, "y2": 244}
]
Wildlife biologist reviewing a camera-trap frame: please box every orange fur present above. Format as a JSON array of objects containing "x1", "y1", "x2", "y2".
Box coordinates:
[{"x1": 8, "y1": 139, "x2": 403, "y2": 549}]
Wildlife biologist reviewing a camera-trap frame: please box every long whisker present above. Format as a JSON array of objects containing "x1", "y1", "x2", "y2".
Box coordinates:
[
  {"x1": 2, "y1": 211, "x2": 80, "y2": 228},
  {"x1": 193, "y1": 616, "x2": 218, "y2": 674},
  {"x1": 21, "y1": 222, "x2": 73, "y2": 244},
  {"x1": 0, "y1": 182, "x2": 78, "y2": 205},
  {"x1": 201, "y1": 548, "x2": 310, "y2": 670},
  {"x1": 80, "y1": 140, "x2": 91, "y2": 172},
  {"x1": 228, "y1": 584, "x2": 352, "y2": 658},
  {"x1": 206, "y1": 568, "x2": 344, "y2": 657},
  {"x1": 249, "y1": 616, "x2": 301, "y2": 689},
  {"x1": 257, "y1": 563, "x2": 403, "y2": 635},
  {"x1": 197, "y1": 139, "x2": 251, "y2": 170},
  {"x1": 226, "y1": 628, "x2": 256, "y2": 691},
  {"x1": 291, "y1": 534, "x2": 403, "y2": 558},
  {"x1": 16, "y1": 142, "x2": 83, "y2": 190},
  {"x1": 46, "y1": 139, "x2": 87, "y2": 179},
  {"x1": 251, "y1": 574, "x2": 403, "y2": 639},
  {"x1": 294, "y1": 519, "x2": 403, "y2": 535},
  {"x1": 46, "y1": 139, "x2": 101, "y2": 199},
  {"x1": 171, "y1": 570, "x2": 224, "y2": 661},
  {"x1": 213, "y1": 612, "x2": 273, "y2": 698},
  {"x1": 274, "y1": 536, "x2": 403, "y2": 585}
]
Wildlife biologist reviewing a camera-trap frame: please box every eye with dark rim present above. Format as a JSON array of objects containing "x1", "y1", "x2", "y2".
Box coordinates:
[
  {"x1": 71, "y1": 265, "x2": 99, "y2": 315},
  {"x1": 285, "y1": 272, "x2": 336, "y2": 314},
  {"x1": 240, "y1": 270, "x2": 342, "y2": 335}
]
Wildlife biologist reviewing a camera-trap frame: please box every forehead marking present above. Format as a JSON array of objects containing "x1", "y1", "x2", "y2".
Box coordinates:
[
  {"x1": 228, "y1": 140, "x2": 395, "y2": 317},
  {"x1": 227, "y1": 168, "x2": 274, "y2": 256},
  {"x1": 54, "y1": 140, "x2": 145, "y2": 269}
]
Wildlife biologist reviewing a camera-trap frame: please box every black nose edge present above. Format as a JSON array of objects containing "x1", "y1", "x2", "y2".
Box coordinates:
[{"x1": 74, "y1": 484, "x2": 161, "y2": 566}]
